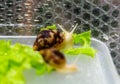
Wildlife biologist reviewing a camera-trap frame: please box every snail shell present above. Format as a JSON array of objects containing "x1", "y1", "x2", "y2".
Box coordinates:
[{"x1": 33, "y1": 29, "x2": 65, "y2": 51}]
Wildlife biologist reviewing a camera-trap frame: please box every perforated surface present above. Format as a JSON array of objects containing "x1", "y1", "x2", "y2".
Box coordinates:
[{"x1": 0, "y1": 0, "x2": 120, "y2": 74}]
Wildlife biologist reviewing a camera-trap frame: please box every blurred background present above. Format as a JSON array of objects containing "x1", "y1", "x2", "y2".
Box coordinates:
[{"x1": 0, "y1": 0, "x2": 120, "y2": 74}]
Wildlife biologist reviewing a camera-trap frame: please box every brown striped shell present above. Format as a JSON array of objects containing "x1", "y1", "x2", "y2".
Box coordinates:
[{"x1": 33, "y1": 29, "x2": 65, "y2": 51}]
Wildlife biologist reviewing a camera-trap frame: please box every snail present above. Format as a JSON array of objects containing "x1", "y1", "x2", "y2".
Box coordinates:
[{"x1": 33, "y1": 24, "x2": 78, "y2": 73}]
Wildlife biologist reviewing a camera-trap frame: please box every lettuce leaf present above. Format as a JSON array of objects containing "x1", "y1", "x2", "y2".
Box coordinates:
[
  {"x1": 64, "y1": 47, "x2": 97, "y2": 57},
  {"x1": 40, "y1": 24, "x2": 57, "y2": 31},
  {"x1": 63, "y1": 31, "x2": 97, "y2": 57},
  {"x1": 0, "y1": 41, "x2": 53, "y2": 84},
  {"x1": 73, "y1": 31, "x2": 91, "y2": 46}
]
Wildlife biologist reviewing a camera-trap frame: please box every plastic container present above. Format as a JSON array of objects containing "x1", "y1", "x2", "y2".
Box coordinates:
[{"x1": 0, "y1": 36, "x2": 120, "y2": 84}]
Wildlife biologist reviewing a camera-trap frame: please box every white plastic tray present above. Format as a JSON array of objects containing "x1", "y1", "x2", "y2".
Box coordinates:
[{"x1": 0, "y1": 36, "x2": 120, "y2": 84}]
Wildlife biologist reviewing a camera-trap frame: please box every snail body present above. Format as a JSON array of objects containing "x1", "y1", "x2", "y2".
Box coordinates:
[{"x1": 33, "y1": 24, "x2": 78, "y2": 73}]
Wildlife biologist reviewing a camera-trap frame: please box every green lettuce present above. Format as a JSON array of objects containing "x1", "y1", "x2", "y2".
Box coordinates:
[
  {"x1": 0, "y1": 40, "x2": 53, "y2": 84},
  {"x1": 63, "y1": 31, "x2": 97, "y2": 57},
  {"x1": 73, "y1": 31, "x2": 91, "y2": 46},
  {"x1": 40, "y1": 24, "x2": 57, "y2": 31}
]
